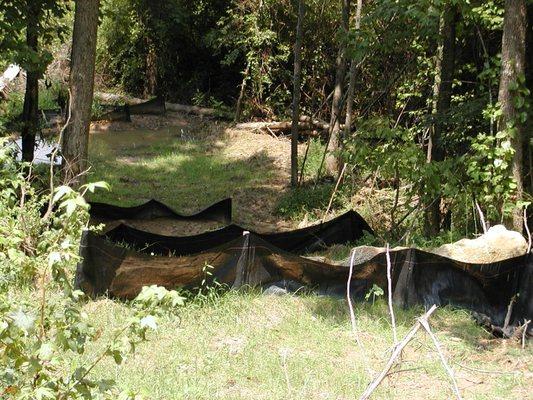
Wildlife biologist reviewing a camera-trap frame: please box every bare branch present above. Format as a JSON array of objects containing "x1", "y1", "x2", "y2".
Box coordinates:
[
  {"x1": 359, "y1": 305, "x2": 438, "y2": 400},
  {"x1": 475, "y1": 201, "x2": 487, "y2": 234},
  {"x1": 347, "y1": 249, "x2": 363, "y2": 348},
  {"x1": 418, "y1": 316, "x2": 462, "y2": 400},
  {"x1": 524, "y1": 207, "x2": 531, "y2": 254},
  {"x1": 323, "y1": 162, "x2": 347, "y2": 223},
  {"x1": 43, "y1": 89, "x2": 72, "y2": 221}
]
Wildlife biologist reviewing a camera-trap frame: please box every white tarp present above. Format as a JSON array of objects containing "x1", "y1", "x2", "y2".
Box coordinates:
[
  {"x1": 11, "y1": 137, "x2": 62, "y2": 165},
  {"x1": 0, "y1": 64, "x2": 21, "y2": 92}
]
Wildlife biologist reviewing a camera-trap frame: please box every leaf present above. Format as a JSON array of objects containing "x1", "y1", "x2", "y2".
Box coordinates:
[
  {"x1": 52, "y1": 186, "x2": 73, "y2": 204},
  {"x1": 140, "y1": 315, "x2": 157, "y2": 330},
  {"x1": 83, "y1": 181, "x2": 110, "y2": 193},
  {"x1": 38, "y1": 343, "x2": 55, "y2": 361},
  {"x1": 48, "y1": 251, "x2": 62, "y2": 267},
  {"x1": 34, "y1": 387, "x2": 56, "y2": 400},
  {"x1": 10, "y1": 309, "x2": 36, "y2": 333}
]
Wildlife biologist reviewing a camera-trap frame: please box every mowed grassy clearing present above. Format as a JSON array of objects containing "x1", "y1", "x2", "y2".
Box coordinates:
[{"x1": 80, "y1": 125, "x2": 531, "y2": 399}]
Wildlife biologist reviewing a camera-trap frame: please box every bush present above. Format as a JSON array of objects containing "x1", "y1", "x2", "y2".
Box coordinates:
[
  {"x1": 0, "y1": 141, "x2": 185, "y2": 399},
  {"x1": 276, "y1": 183, "x2": 341, "y2": 221}
]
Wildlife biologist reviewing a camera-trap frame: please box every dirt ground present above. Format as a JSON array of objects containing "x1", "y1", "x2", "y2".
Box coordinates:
[{"x1": 89, "y1": 112, "x2": 308, "y2": 234}]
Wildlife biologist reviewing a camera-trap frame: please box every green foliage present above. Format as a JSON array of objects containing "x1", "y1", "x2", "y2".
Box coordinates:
[
  {"x1": 0, "y1": 141, "x2": 185, "y2": 398},
  {"x1": 180, "y1": 263, "x2": 229, "y2": 307},
  {"x1": 298, "y1": 138, "x2": 326, "y2": 181},
  {"x1": 276, "y1": 183, "x2": 339, "y2": 221},
  {"x1": 364, "y1": 284, "x2": 384, "y2": 305},
  {"x1": 0, "y1": 92, "x2": 24, "y2": 135},
  {"x1": 467, "y1": 74, "x2": 532, "y2": 221},
  {"x1": 0, "y1": 0, "x2": 69, "y2": 74}
]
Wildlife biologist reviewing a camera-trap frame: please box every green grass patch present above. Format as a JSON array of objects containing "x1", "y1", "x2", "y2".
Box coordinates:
[
  {"x1": 87, "y1": 130, "x2": 273, "y2": 212},
  {"x1": 62, "y1": 291, "x2": 531, "y2": 400},
  {"x1": 298, "y1": 138, "x2": 326, "y2": 180}
]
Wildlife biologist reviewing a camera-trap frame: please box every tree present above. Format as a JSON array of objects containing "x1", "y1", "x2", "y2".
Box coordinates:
[
  {"x1": 497, "y1": 0, "x2": 527, "y2": 232},
  {"x1": 526, "y1": 4, "x2": 533, "y2": 197},
  {"x1": 0, "y1": 0, "x2": 67, "y2": 162},
  {"x1": 62, "y1": 0, "x2": 100, "y2": 186},
  {"x1": 344, "y1": 0, "x2": 363, "y2": 139},
  {"x1": 290, "y1": 0, "x2": 305, "y2": 187},
  {"x1": 424, "y1": 2, "x2": 458, "y2": 237},
  {"x1": 20, "y1": 3, "x2": 40, "y2": 162},
  {"x1": 325, "y1": 0, "x2": 350, "y2": 175}
]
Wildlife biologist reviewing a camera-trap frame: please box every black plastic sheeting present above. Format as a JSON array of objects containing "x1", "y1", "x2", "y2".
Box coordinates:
[
  {"x1": 103, "y1": 209, "x2": 373, "y2": 255},
  {"x1": 75, "y1": 226, "x2": 532, "y2": 337},
  {"x1": 89, "y1": 198, "x2": 233, "y2": 224}
]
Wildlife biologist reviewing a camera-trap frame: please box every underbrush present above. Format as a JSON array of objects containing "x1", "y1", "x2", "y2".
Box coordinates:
[{"x1": 0, "y1": 143, "x2": 186, "y2": 399}]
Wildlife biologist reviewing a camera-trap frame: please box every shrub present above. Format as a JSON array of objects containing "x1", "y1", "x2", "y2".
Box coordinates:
[{"x1": 0, "y1": 141, "x2": 185, "y2": 399}]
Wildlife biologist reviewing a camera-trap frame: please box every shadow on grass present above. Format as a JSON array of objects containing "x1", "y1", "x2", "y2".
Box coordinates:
[
  {"x1": 306, "y1": 296, "x2": 495, "y2": 350},
  {"x1": 87, "y1": 130, "x2": 287, "y2": 226}
]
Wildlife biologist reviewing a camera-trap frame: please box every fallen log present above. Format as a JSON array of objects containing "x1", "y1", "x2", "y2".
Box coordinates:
[
  {"x1": 165, "y1": 102, "x2": 233, "y2": 120},
  {"x1": 165, "y1": 102, "x2": 216, "y2": 116},
  {"x1": 129, "y1": 97, "x2": 166, "y2": 115},
  {"x1": 94, "y1": 91, "x2": 144, "y2": 105},
  {"x1": 234, "y1": 120, "x2": 328, "y2": 134},
  {"x1": 299, "y1": 115, "x2": 330, "y2": 130}
]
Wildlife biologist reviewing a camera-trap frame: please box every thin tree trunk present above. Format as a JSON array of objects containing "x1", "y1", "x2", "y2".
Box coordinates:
[
  {"x1": 235, "y1": 62, "x2": 250, "y2": 122},
  {"x1": 525, "y1": 4, "x2": 533, "y2": 196},
  {"x1": 498, "y1": 0, "x2": 527, "y2": 232},
  {"x1": 424, "y1": 3, "x2": 457, "y2": 238},
  {"x1": 291, "y1": 0, "x2": 305, "y2": 187},
  {"x1": 325, "y1": 0, "x2": 350, "y2": 175},
  {"x1": 143, "y1": 2, "x2": 162, "y2": 98},
  {"x1": 145, "y1": 40, "x2": 158, "y2": 98},
  {"x1": 62, "y1": 0, "x2": 100, "y2": 187},
  {"x1": 344, "y1": 0, "x2": 363, "y2": 139},
  {"x1": 21, "y1": 4, "x2": 40, "y2": 162}
]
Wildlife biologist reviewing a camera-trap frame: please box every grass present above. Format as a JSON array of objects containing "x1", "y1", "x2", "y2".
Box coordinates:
[
  {"x1": 87, "y1": 129, "x2": 274, "y2": 214},
  {"x1": 65, "y1": 292, "x2": 531, "y2": 400}
]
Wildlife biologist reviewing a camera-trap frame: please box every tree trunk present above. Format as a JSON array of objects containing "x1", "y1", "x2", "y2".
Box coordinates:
[
  {"x1": 291, "y1": 0, "x2": 305, "y2": 187},
  {"x1": 344, "y1": 0, "x2": 363, "y2": 138},
  {"x1": 497, "y1": 0, "x2": 527, "y2": 232},
  {"x1": 62, "y1": 0, "x2": 100, "y2": 187},
  {"x1": 21, "y1": 5, "x2": 40, "y2": 162},
  {"x1": 234, "y1": 62, "x2": 250, "y2": 122},
  {"x1": 525, "y1": 4, "x2": 533, "y2": 196},
  {"x1": 144, "y1": 40, "x2": 158, "y2": 98},
  {"x1": 424, "y1": 3, "x2": 457, "y2": 238},
  {"x1": 325, "y1": 0, "x2": 350, "y2": 175}
]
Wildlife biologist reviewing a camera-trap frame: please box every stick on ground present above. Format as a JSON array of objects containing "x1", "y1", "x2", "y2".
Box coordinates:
[
  {"x1": 359, "y1": 305, "x2": 438, "y2": 400},
  {"x1": 418, "y1": 317, "x2": 462, "y2": 400},
  {"x1": 347, "y1": 249, "x2": 362, "y2": 347}
]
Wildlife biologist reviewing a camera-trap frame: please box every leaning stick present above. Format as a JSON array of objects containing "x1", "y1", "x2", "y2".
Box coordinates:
[
  {"x1": 503, "y1": 296, "x2": 516, "y2": 331},
  {"x1": 323, "y1": 162, "x2": 347, "y2": 223},
  {"x1": 522, "y1": 320, "x2": 530, "y2": 350},
  {"x1": 475, "y1": 201, "x2": 487, "y2": 234},
  {"x1": 418, "y1": 317, "x2": 462, "y2": 400},
  {"x1": 386, "y1": 244, "x2": 398, "y2": 344},
  {"x1": 359, "y1": 305, "x2": 438, "y2": 400},
  {"x1": 524, "y1": 208, "x2": 531, "y2": 254},
  {"x1": 347, "y1": 249, "x2": 363, "y2": 348}
]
